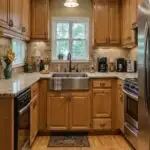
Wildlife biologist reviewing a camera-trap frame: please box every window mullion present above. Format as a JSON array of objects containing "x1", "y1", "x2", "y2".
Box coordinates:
[{"x1": 69, "y1": 21, "x2": 72, "y2": 54}]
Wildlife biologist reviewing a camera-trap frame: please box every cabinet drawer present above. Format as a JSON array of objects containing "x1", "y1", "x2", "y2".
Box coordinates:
[
  {"x1": 31, "y1": 82, "x2": 39, "y2": 98},
  {"x1": 93, "y1": 80, "x2": 111, "y2": 88},
  {"x1": 93, "y1": 118, "x2": 111, "y2": 130}
]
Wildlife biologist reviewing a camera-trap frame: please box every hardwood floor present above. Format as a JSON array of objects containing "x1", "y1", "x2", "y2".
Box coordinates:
[{"x1": 31, "y1": 135, "x2": 133, "y2": 150}]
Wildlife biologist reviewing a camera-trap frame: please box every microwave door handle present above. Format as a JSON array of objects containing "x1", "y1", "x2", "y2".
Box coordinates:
[{"x1": 18, "y1": 101, "x2": 31, "y2": 116}]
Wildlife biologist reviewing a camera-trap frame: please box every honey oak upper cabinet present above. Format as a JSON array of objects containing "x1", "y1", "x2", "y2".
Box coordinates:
[
  {"x1": 47, "y1": 96, "x2": 69, "y2": 130},
  {"x1": 93, "y1": 89, "x2": 111, "y2": 118},
  {"x1": 93, "y1": 0, "x2": 120, "y2": 46},
  {"x1": 31, "y1": 0, "x2": 49, "y2": 40},
  {"x1": 0, "y1": 0, "x2": 9, "y2": 29},
  {"x1": 22, "y1": 0, "x2": 30, "y2": 38},
  {"x1": 9, "y1": 0, "x2": 22, "y2": 33},
  {"x1": 69, "y1": 96, "x2": 91, "y2": 130},
  {"x1": 121, "y1": 0, "x2": 137, "y2": 47},
  {"x1": 94, "y1": 0, "x2": 108, "y2": 45},
  {"x1": 108, "y1": 0, "x2": 120, "y2": 44}
]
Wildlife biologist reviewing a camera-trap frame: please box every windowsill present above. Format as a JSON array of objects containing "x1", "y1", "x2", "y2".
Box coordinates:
[
  {"x1": 51, "y1": 60, "x2": 90, "y2": 63},
  {"x1": 12, "y1": 63, "x2": 24, "y2": 68}
]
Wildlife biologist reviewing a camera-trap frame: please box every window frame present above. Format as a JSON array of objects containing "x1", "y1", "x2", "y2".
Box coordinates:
[
  {"x1": 11, "y1": 39, "x2": 26, "y2": 68},
  {"x1": 51, "y1": 17, "x2": 90, "y2": 62}
]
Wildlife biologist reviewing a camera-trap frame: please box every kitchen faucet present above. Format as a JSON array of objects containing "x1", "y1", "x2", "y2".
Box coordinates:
[{"x1": 67, "y1": 52, "x2": 72, "y2": 72}]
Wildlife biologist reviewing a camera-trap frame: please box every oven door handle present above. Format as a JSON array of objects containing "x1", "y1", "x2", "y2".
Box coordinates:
[
  {"x1": 18, "y1": 101, "x2": 32, "y2": 116},
  {"x1": 123, "y1": 89, "x2": 138, "y2": 101}
]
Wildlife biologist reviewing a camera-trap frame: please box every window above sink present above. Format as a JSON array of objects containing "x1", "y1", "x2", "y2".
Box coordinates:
[{"x1": 51, "y1": 17, "x2": 89, "y2": 62}]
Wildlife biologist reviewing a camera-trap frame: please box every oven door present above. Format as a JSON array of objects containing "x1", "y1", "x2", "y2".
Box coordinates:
[
  {"x1": 18, "y1": 102, "x2": 31, "y2": 150},
  {"x1": 123, "y1": 89, "x2": 138, "y2": 129}
]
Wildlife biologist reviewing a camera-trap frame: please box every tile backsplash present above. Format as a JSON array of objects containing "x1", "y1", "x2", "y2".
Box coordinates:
[
  {"x1": 0, "y1": 37, "x2": 138, "y2": 76},
  {"x1": 28, "y1": 41, "x2": 136, "y2": 72}
]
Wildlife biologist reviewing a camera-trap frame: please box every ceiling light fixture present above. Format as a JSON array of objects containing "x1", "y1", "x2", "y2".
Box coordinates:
[{"x1": 64, "y1": 0, "x2": 79, "y2": 8}]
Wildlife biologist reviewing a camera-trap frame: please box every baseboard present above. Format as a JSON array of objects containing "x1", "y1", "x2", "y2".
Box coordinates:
[{"x1": 38, "y1": 129, "x2": 121, "y2": 136}]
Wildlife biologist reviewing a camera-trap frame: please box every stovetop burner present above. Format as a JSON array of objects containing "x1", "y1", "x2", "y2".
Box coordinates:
[{"x1": 124, "y1": 78, "x2": 138, "y2": 96}]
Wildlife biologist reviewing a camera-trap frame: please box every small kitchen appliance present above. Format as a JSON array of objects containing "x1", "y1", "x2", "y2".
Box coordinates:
[
  {"x1": 116, "y1": 58, "x2": 126, "y2": 72},
  {"x1": 126, "y1": 60, "x2": 137, "y2": 73},
  {"x1": 98, "y1": 57, "x2": 108, "y2": 72}
]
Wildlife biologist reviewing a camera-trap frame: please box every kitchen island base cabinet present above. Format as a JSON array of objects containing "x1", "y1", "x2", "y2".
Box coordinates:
[
  {"x1": 69, "y1": 96, "x2": 91, "y2": 130},
  {"x1": 47, "y1": 96, "x2": 69, "y2": 131}
]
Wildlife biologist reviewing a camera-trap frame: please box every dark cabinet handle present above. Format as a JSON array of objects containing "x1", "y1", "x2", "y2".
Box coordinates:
[
  {"x1": 9, "y1": 20, "x2": 13, "y2": 27},
  {"x1": 22, "y1": 26, "x2": 26, "y2": 32}
]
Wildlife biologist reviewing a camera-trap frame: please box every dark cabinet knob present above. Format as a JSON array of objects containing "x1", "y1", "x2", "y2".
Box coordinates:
[{"x1": 9, "y1": 20, "x2": 13, "y2": 27}]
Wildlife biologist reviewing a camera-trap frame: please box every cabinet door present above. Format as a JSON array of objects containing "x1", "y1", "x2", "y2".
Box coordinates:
[
  {"x1": 108, "y1": 0, "x2": 120, "y2": 44},
  {"x1": 93, "y1": 89, "x2": 111, "y2": 118},
  {"x1": 10, "y1": 0, "x2": 22, "y2": 33},
  {"x1": 30, "y1": 95, "x2": 38, "y2": 145},
  {"x1": 94, "y1": 0, "x2": 108, "y2": 45},
  {"x1": 129, "y1": 0, "x2": 137, "y2": 44},
  {"x1": 22, "y1": 0, "x2": 30, "y2": 37},
  {"x1": 47, "y1": 96, "x2": 68, "y2": 130},
  {"x1": 0, "y1": 0, "x2": 9, "y2": 28},
  {"x1": 69, "y1": 96, "x2": 91, "y2": 130},
  {"x1": 117, "y1": 81, "x2": 124, "y2": 133},
  {"x1": 31, "y1": 0, "x2": 48, "y2": 39},
  {"x1": 122, "y1": 0, "x2": 130, "y2": 45}
]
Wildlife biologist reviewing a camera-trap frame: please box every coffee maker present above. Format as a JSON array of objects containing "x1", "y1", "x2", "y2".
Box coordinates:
[
  {"x1": 116, "y1": 58, "x2": 126, "y2": 72},
  {"x1": 98, "y1": 57, "x2": 108, "y2": 72}
]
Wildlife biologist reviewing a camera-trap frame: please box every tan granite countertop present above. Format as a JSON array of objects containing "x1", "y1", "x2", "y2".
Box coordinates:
[{"x1": 0, "y1": 72, "x2": 138, "y2": 96}]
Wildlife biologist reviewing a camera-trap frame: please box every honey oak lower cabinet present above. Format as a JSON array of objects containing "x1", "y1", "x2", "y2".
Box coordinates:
[
  {"x1": 93, "y1": 89, "x2": 111, "y2": 118},
  {"x1": 117, "y1": 80, "x2": 124, "y2": 133},
  {"x1": 69, "y1": 96, "x2": 91, "y2": 130},
  {"x1": 47, "y1": 96, "x2": 69, "y2": 130},
  {"x1": 30, "y1": 95, "x2": 38, "y2": 145},
  {"x1": 47, "y1": 92, "x2": 91, "y2": 131},
  {"x1": 30, "y1": 82, "x2": 39, "y2": 146}
]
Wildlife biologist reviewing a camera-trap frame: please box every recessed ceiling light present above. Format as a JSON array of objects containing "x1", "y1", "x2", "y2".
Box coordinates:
[{"x1": 64, "y1": 0, "x2": 79, "y2": 8}]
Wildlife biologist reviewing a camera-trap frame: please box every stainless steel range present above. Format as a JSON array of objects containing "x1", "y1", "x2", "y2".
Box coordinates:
[{"x1": 123, "y1": 78, "x2": 138, "y2": 149}]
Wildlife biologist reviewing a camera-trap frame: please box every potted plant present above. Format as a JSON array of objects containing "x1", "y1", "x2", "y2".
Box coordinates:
[
  {"x1": 58, "y1": 53, "x2": 64, "y2": 60},
  {"x1": 2, "y1": 49, "x2": 15, "y2": 79}
]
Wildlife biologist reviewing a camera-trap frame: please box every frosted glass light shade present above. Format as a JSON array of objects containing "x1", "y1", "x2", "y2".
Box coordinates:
[{"x1": 64, "y1": 0, "x2": 79, "y2": 7}]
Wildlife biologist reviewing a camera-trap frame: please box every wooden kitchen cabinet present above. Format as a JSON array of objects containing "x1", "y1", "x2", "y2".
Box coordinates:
[
  {"x1": 31, "y1": 0, "x2": 49, "y2": 40},
  {"x1": 94, "y1": 0, "x2": 108, "y2": 45},
  {"x1": 47, "y1": 91, "x2": 91, "y2": 131},
  {"x1": 0, "y1": 0, "x2": 30, "y2": 39},
  {"x1": 69, "y1": 96, "x2": 91, "y2": 130},
  {"x1": 121, "y1": 0, "x2": 137, "y2": 47},
  {"x1": 47, "y1": 96, "x2": 69, "y2": 130},
  {"x1": 93, "y1": 0, "x2": 120, "y2": 46},
  {"x1": 93, "y1": 89, "x2": 111, "y2": 118},
  {"x1": 22, "y1": 0, "x2": 30, "y2": 38},
  {"x1": 30, "y1": 95, "x2": 38, "y2": 146},
  {"x1": 108, "y1": 0, "x2": 120, "y2": 44},
  {"x1": 9, "y1": 0, "x2": 22, "y2": 33},
  {"x1": 0, "y1": 0, "x2": 9, "y2": 29},
  {"x1": 30, "y1": 82, "x2": 39, "y2": 145},
  {"x1": 117, "y1": 80, "x2": 124, "y2": 133}
]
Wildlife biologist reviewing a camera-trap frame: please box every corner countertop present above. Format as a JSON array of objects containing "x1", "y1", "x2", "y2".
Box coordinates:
[{"x1": 0, "y1": 72, "x2": 138, "y2": 96}]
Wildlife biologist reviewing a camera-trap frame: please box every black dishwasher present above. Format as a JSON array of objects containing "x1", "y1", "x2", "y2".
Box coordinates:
[{"x1": 14, "y1": 88, "x2": 31, "y2": 150}]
